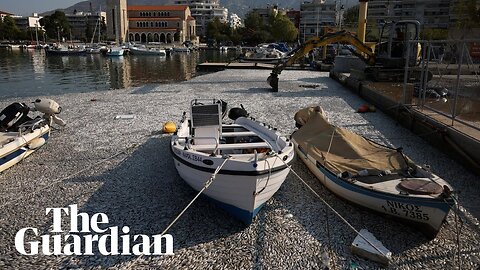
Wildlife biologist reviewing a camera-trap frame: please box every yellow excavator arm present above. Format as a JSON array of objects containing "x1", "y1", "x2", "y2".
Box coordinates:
[{"x1": 268, "y1": 31, "x2": 376, "y2": 91}]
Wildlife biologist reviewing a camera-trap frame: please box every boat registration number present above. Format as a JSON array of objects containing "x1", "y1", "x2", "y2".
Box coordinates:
[
  {"x1": 182, "y1": 152, "x2": 203, "y2": 162},
  {"x1": 381, "y1": 200, "x2": 430, "y2": 221}
]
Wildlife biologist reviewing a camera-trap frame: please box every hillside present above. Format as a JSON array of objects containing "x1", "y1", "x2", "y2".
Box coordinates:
[{"x1": 48, "y1": 0, "x2": 355, "y2": 18}]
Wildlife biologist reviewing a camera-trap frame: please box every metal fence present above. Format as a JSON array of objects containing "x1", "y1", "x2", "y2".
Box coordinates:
[{"x1": 402, "y1": 39, "x2": 480, "y2": 131}]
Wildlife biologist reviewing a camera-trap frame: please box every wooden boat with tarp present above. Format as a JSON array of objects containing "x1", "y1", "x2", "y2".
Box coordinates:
[{"x1": 291, "y1": 106, "x2": 455, "y2": 238}]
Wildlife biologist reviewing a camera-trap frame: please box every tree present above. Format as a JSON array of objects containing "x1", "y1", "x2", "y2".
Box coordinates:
[
  {"x1": 454, "y1": 0, "x2": 480, "y2": 30},
  {"x1": 421, "y1": 28, "x2": 448, "y2": 40},
  {"x1": 0, "y1": 19, "x2": 4, "y2": 40},
  {"x1": 243, "y1": 11, "x2": 264, "y2": 32},
  {"x1": 39, "y1": 11, "x2": 71, "y2": 41},
  {"x1": 1, "y1": 16, "x2": 21, "y2": 40},
  {"x1": 206, "y1": 17, "x2": 231, "y2": 44},
  {"x1": 269, "y1": 13, "x2": 298, "y2": 42},
  {"x1": 343, "y1": 5, "x2": 359, "y2": 29}
]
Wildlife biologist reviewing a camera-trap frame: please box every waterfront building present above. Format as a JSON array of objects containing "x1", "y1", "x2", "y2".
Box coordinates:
[
  {"x1": 106, "y1": 0, "x2": 128, "y2": 44},
  {"x1": 229, "y1": 13, "x2": 242, "y2": 30},
  {"x1": 174, "y1": 0, "x2": 228, "y2": 37},
  {"x1": 12, "y1": 13, "x2": 42, "y2": 31},
  {"x1": 300, "y1": 0, "x2": 337, "y2": 42},
  {"x1": 367, "y1": 0, "x2": 451, "y2": 29},
  {"x1": 251, "y1": 5, "x2": 288, "y2": 26},
  {"x1": 127, "y1": 5, "x2": 196, "y2": 43},
  {"x1": 0, "y1": 10, "x2": 13, "y2": 21},
  {"x1": 287, "y1": 10, "x2": 301, "y2": 31},
  {"x1": 65, "y1": 11, "x2": 106, "y2": 41}
]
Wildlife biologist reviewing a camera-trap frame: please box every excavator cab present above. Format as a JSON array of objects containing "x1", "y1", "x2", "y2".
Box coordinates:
[
  {"x1": 375, "y1": 20, "x2": 421, "y2": 68},
  {"x1": 267, "y1": 20, "x2": 424, "y2": 91}
]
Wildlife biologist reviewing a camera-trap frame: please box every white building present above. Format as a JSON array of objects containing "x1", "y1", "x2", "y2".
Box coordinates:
[
  {"x1": 0, "y1": 10, "x2": 13, "y2": 21},
  {"x1": 367, "y1": 0, "x2": 453, "y2": 29},
  {"x1": 12, "y1": 13, "x2": 43, "y2": 30},
  {"x1": 66, "y1": 11, "x2": 106, "y2": 41},
  {"x1": 300, "y1": 0, "x2": 337, "y2": 42},
  {"x1": 229, "y1": 13, "x2": 242, "y2": 29},
  {"x1": 174, "y1": 0, "x2": 228, "y2": 37}
]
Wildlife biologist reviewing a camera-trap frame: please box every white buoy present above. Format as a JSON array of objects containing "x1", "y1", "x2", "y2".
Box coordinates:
[{"x1": 27, "y1": 137, "x2": 46, "y2": 149}]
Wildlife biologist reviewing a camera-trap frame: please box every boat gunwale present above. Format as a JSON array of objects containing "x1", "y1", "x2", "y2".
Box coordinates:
[
  {"x1": 0, "y1": 127, "x2": 50, "y2": 158},
  {"x1": 170, "y1": 143, "x2": 294, "y2": 176},
  {"x1": 292, "y1": 139, "x2": 455, "y2": 210}
]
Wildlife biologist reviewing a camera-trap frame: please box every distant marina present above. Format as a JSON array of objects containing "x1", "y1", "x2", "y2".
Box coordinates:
[
  {"x1": 0, "y1": 0, "x2": 480, "y2": 269},
  {"x1": 0, "y1": 47, "x2": 238, "y2": 98}
]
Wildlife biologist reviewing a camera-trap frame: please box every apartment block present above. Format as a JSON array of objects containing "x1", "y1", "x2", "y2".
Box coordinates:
[
  {"x1": 65, "y1": 12, "x2": 106, "y2": 41},
  {"x1": 300, "y1": 0, "x2": 337, "y2": 42},
  {"x1": 367, "y1": 0, "x2": 452, "y2": 29},
  {"x1": 174, "y1": 0, "x2": 228, "y2": 37}
]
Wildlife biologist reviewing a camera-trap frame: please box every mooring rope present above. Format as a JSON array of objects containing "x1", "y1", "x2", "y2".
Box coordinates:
[
  {"x1": 125, "y1": 156, "x2": 231, "y2": 270},
  {"x1": 274, "y1": 153, "x2": 397, "y2": 267},
  {"x1": 446, "y1": 195, "x2": 463, "y2": 270}
]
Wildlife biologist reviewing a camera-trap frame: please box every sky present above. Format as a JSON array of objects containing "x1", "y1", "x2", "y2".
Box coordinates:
[{"x1": 0, "y1": 0, "x2": 80, "y2": 16}]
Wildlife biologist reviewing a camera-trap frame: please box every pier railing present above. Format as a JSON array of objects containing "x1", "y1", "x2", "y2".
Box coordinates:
[{"x1": 402, "y1": 39, "x2": 480, "y2": 132}]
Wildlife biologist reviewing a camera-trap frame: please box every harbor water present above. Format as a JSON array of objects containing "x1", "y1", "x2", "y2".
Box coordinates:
[{"x1": 0, "y1": 48, "x2": 237, "y2": 99}]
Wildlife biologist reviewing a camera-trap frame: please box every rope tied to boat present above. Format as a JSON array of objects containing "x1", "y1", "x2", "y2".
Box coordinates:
[
  {"x1": 125, "y1": 156, "x2": 232, "y2": 270},
  {"x1": 273, "y1": 152, "x2": 398, "y2": 268}
]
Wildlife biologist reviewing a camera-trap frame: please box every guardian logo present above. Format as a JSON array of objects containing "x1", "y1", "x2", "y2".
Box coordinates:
[{"x1": 15, "y1": 204, "x2": 174, "y2": 256}]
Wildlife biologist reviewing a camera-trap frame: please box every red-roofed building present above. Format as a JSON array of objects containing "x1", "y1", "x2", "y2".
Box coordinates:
[{"x1": 127, "y1": 5, "x2": 196, "y2": 43}]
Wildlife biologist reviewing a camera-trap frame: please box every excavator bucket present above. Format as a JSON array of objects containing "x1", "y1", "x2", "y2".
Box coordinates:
[{"x1": 267, "y1": 73, "x2": 279, "y2": 92}]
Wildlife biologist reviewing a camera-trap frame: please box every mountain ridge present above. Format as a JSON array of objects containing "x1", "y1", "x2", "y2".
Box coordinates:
[{"x1": 46, "y1": 0, "x2": 356, "y2": 19}]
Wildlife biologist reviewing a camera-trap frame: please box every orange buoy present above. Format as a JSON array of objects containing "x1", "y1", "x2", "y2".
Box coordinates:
[
  {"x1": 162, "y1": 121, "x2": 177, "y2": 133},
  {"x1": 357, "y1": 104, "x2": 369, "y2": 113}
]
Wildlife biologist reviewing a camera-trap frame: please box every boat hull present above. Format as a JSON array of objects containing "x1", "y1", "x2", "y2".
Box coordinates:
[
  {"x1": 293, "y1": 141, "x2": 454, "y2": 238},
  {"x1": 129, "y1": 47, "x2": 166, "y2": 56},
  {"x1": 105, "y1": 51, "x2": 124, "y2": 56},
  {"x1": 45, "y1": 49, "x2": 87, "y2": 56},
  {"x1": 239, "y1": 57, "x2": 286, "y2": 64},
  {"x1": 170, "y1": 113, "x2": 295, "y2": 224},
  {"x1": 172, "y1": 150, "x2": 292, "y2": 223},
  {"x1": 0, "y1": 126, "x2": 50, "y2": 173}
]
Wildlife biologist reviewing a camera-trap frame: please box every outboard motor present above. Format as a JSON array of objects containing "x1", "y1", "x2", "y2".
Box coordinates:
[
  {"x1": 0, "y1": 102, "x2": 31, "y2": 132},
  {"x1": 228, "y1": 104, "x2": 249, "y2": 121},
  {"x1": 33, "y1": 99, "x2": 66, "y2": 126}
]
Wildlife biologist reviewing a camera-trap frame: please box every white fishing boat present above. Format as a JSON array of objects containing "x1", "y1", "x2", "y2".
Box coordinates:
[
  {"x1": 171, "y1": 99, "x2": 295, "y2": 223},
  {"x1": 172, "y1": 46, "x2": 190, "y2": 53},
  {"x1": 45, "y1": 44, "x2": 87, "y2": 56},
  {"x1": 241, "y1": 43, "x2": 290, "y2": 64},
  {"x1": 105, "y1": 46, "x2": 124, "y2": 56},
  {"x1": 0, "y1": 99, "x2": 66, "y2": 173},
  {"x1": 129, "y1": 45, "x2": 166, "y2": 56},
  {"x1": 291, "y1": 106, "x2": 455, "y2": 238}
]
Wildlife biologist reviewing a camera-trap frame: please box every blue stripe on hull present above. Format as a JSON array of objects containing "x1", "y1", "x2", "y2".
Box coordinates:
[
  {"x1": 307, "y1": 154, "x2": 454, "y2": 213},
  {"x1": 202, "y1": 195, "x2": 264, "y2": 224},
  {"x1": 0, "y1": 148, "x2": 28, "y2": 166},
  {"x1": 0, "y1": 131, "x2": 49, "y2": 166}
]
